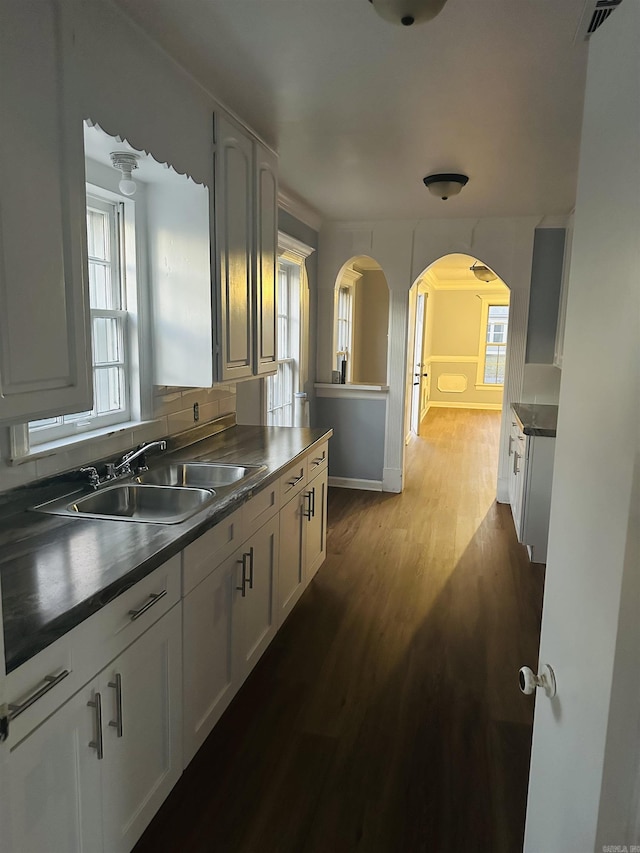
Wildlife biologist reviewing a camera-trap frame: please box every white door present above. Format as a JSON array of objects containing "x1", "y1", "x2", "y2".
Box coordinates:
[
  {"x1": 410, "y1": 293, "x2": 426, "y2": 435},
  {"x1": 4, "y1": 679, "x2": 102, "y2": 853},
  {"x1": 183, "y1": 555, "x2": 237, "y2": 764},
  {"x1": 278, "y1": 491, "x2": 305, "y2": 623},
  {"x1": 524, "y1": 5, "x2": 640, "y2": 849},
  {"x1": 305, "y1": 468, "x2": 328, "y2": 581},
  {"x1": 101, "y1": 605, "x2": 182, "y2": 853},
  {"x1": 235, "y1": 515, "x2": 279, "y2": 681}
]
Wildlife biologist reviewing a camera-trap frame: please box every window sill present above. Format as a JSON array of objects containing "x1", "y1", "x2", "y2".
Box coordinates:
[
  {"x1": 9, "y1": 418, "x2": 166, "y2": 466},
  {"x1": 315, "y1": 382, "x2": 389, "y2": 400}
]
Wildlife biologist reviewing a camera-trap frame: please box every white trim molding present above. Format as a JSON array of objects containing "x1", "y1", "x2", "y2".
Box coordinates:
[
  {"x1": 427, "y1": 400, "x2": 503, "y2": 411},
  {"x1": 315, "y1": 383, "x2": 389, "y2": 400},
  {"x1": 328, "y1": 476, "x2": 383, "y2": 492},
  {"x1": 278, "y1": 231, "x2": 315, "y2": 261},
  {"x1": 383, "y1": 466, "x2": 403, "y2": 493},
  {"x1": 278, "y1": 187, "x2": 322, "y2": 232}
]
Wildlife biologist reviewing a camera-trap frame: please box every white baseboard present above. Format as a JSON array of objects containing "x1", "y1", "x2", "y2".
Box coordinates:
[
  {"x1": 427, "y1": 401, "x2": 503, "y2": 411},
  {"x1": 328, "y1": 476, "x2": 383, "y2": 491}
]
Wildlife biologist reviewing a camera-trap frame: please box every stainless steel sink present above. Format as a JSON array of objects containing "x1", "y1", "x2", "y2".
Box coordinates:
[
  {"x1": 34, "y1": 484, "x2": 216, "y2": 524},
  {"x1": 136, "y1": 462, "x2": 265, "y2": 489}
]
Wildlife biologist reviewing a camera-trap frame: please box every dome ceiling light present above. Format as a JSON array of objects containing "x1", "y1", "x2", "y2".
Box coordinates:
[
  {"x1": 470, "y1": 261, "x2": 497, "y2": 283},
  {"x1": 367, "y1": 0, "x2": 448, "y2": 27},
  {"x1": 423, "y1": 173, "x2": 469, "y2": 200}
]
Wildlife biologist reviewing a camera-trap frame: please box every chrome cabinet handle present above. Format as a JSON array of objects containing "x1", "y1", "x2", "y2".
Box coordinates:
[
  {"x1": 7, "y1": 669, "x2": 70, "y2": 721},
  {"x1": 311, "y1": 486, "x2": 316, "y2": 519},
  {"x1": 247, "y1": 547, "x2": 254, "y2": 590},
  {"x1": 108, "y1": 673, "x2": 123, "y2": 738},
  {"x1": 128, "y1": 590, "x2": 167, "y2": 622},
  {"x1": 513, "y1": 451, "x2": 520, "y2": 475},
  {"x1": 508, "y1": 435, "x2": 513, "y2": 457},
  {"x1": 287, "y1": 473, "x2": 304, "y2": 486},
  {"x1": 88, "y1": 692, "x2": 104, "y2": 760},
  {"x1": 236, "y1": 554, "x2": 248, "y2": 597},
  {"x1": 303, "y1": 490, "x2": 313, "y2": 519},
  {"x1": 312, "y1": 454, "x2": 325, "y2": 467}
]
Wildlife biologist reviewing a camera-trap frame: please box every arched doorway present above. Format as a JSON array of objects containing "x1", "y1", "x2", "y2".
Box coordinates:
[{"x1": 406, "y1": 253, "x2": 510, "y2": 439}]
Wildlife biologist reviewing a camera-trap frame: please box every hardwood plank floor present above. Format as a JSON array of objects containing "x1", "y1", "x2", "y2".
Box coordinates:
[{"x1": 134, "y1": 408, "x2": 544, "y2": 853}]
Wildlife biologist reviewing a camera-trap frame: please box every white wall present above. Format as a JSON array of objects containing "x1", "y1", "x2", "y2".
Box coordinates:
[
  {"x1": 524, "y1": 2, "x2": 640, "y2": 848},
  {"x1": 318, "y1": 217, "x2": 538, "y2": 493}
]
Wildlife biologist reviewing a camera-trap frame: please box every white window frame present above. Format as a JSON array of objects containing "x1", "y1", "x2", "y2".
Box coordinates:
[
  {"x1": 333, "y1": 267, "x2": 360, "y2": 383},
  {"x1": 10, "y1": 179, "x2": 150, "y2": 460},
  {"x1": 265, "y1": 232, "x2": 314, "y2": 426},
  {"x1": 475, "y1": 295, "x2": 510, "y2": 389}
]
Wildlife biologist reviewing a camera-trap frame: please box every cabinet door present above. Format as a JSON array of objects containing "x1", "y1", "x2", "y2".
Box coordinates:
[
  {"x1": 235, "y1": 515, "x2": 279, "y2": 681},
  {"x1": 101, "y1": 604, "x2": 182, "y2": 853},
  {"x1": 214, "y1": 113, "x2": 254, "y2": 381},
  {"x1": 278, "y1": 491, "x2": 306, "y2": 624},
  {"x1": 511, "y1": 438, "x2": 528, "y2": 541},
  {"x1": 0, "y1": 0, "x2": 92, "y2": 425},
  {"x1": 254, "y1": 142, "x2": 278, "y2": 376},
  {"x1": 4, "y1": 679, "x2": 102, "y2": 853},
  {"x1": 305, "y1": 468, "x2": 328, "y2": 582},
  {"x1": 183, "y1": 556, "x2": 237, "y2": 765}
]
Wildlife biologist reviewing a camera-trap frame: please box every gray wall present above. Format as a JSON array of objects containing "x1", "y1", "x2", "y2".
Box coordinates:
[
  {"x1": 525, "y1": 228, "x2": 565, "y2": 364},
  {"x1": 315, "y1": 397, "x2": 386, "y2": 482}
]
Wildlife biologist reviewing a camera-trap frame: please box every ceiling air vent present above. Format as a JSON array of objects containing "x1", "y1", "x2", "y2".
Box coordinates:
[{"x1": 576, "y1": 0, "x2": 623, "y2": 41}]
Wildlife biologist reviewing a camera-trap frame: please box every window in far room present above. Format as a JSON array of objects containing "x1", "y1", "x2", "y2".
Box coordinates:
[{"x1": 477, "y1": 299, "x2": 510, "y2": 386}]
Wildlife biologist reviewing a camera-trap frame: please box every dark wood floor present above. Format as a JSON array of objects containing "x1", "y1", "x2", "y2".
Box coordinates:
[{"x1": 135, "y1": 408, "x2": 544, "y2": 853}]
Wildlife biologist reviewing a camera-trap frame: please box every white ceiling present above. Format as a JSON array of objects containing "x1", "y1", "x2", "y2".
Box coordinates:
[{"x1": 113, "y1": 0, "x2": 590, "y2": 222}]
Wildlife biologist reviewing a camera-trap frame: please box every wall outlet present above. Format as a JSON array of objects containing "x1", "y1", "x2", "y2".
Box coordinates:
[{"x1": 193, "y1": 402, "x2": 199, "y2": 422}]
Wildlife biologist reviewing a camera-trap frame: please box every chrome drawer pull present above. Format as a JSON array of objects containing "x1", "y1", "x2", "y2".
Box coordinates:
[
  {"x1": 128, "y1": 590, "x2": 167, "y2": 622},
  {"x1": 312, "y1": 455, "x2": 325, "y2": 466},
  {"x1": 108, "y1": 673, "x2": 123, "y2": 738},
  {"x1": 236, "y1": 553, "x2": 249, "y2": 597},
  {"x1": 88, "y1": 692, "x2": 104, "y2": 760},
  {"x1": 513, "y1": 451, "x2": 521, "y2": 475},
  {"x1": 287, "y1": 473, "x2": 304, "y2": 486},
  {"x1": 8, "y1": 669, "x2": 70, "y2": 721},
  {"x1": 303, "y1": 490, "x2": 313, "y2": 519}
]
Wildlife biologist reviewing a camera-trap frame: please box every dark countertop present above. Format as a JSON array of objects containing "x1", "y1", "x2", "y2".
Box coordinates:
[
  {"x1": 1, "y1": 425, "x2": 331, "y2": 673},
  {"x1": 512, "y1": 403, "x2": 558, "y2": 437}
]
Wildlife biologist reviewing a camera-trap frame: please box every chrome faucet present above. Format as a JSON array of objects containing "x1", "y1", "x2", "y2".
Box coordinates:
[{"x1": 105, "y1": 440, "x2": 167, "y2": 481}]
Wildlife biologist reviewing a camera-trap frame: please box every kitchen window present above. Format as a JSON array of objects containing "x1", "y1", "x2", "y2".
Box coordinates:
[
  {"x1": 476, "y1": 297, "x2": 510, "y2": 387},
  {"x1": 28, "y1": 186, "x2": 139, "y2": 445},
  {"x1": 265, "y1": 234, "x2": 314, "y2": 427},
  {"x1": 266, "y1": 259, "x2": 300, "y2": 426}
]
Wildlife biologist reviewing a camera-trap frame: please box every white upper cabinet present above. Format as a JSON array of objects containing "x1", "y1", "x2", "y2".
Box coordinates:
[
  {"x1": 153, "y1": 112, "x2": 278, "y2": 387},
  {"x1": 254, "y1": 143, "x2": 278, "y2": 376},
  {"x1": 0, "y1": 0, "x2": 92, "y2": 425},
  {"x1": 215, "y1": 113, "x2": 255, "y2": 381}
]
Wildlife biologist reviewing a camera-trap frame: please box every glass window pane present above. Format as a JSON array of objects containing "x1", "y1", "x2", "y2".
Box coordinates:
[
  {"x1": 88, "y1": 261, "x2": 112, "y2": 310},
  {"x1": 87, "y1": 209, "x2": 109, "y2": 261},
  {"x1": 94, "y1": 367, "x2": 125, "y2": 414},
  {"x1": 92, "y1": 316, "x2": 123, "y2": 365}
]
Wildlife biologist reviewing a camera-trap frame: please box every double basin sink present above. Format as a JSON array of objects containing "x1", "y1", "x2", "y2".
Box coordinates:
[{"x1": 34, "y1": 463, "x2": 267, "y2": 525}]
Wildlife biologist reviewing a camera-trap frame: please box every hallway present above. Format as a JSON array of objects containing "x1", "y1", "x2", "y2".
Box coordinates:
[{"x1": 135, "y1": 409, "x2": 545, "y2": 853}]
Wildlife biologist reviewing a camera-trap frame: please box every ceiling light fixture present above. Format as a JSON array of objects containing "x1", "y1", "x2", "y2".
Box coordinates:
[
  {"x1": 423, "y1": 172, "x2": 468, "y2": 200},
  {"x1": 110, "y1": 151, "x2": 140, "y2": 196},
  {"x1": 470, "y1": 262, "x2": 497, "y2": 283},
  {"x1": 367, "y1": 0, "x2": 448, "y2": 26}
]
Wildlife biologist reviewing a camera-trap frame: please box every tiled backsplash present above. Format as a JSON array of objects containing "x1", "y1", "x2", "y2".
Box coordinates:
[{"x1": 0, "y1": 384, "x2": 237, "y2": 494}]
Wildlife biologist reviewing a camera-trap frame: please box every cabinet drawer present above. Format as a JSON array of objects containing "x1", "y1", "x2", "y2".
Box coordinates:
[
  {"x1": 74, "y1": 554, "x2": 181, "y2": 682},
  {"x1": 183, "y1": 505, "x2": 244, "y2": 595},
  {"x1": 307, "y1": 441, "x2": 329, "y2": 476},
  {"x1": 5, "y1": 632, "x2": 81, "y2": 749},
  {"x1": 279, "y1": 458, "x2": 308, "y2": 505},
  {"x1": 244, "y1": 481, "x2": 280, "y2": 538}
]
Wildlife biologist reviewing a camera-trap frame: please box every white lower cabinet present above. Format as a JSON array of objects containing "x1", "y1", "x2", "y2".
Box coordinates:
[
  {"x1": 182, "y1": 512, "x2": 278, "y2": 765},
  {"x1": 508, "y1": 417, "x2": 556, "y2": 563},
  {"x1": 278, "y1": 464, "x2": 329, "y2": 623},
  {"x1": 4, "y1": 603, "x2": 182, "y2": 853}
]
